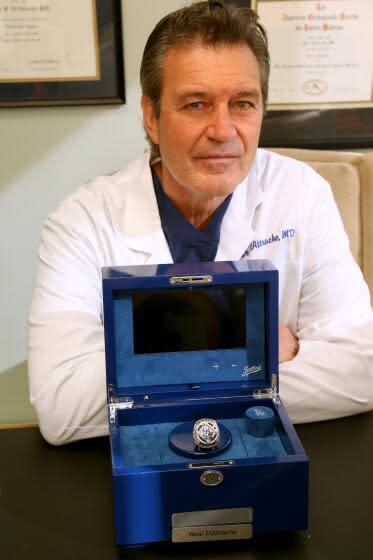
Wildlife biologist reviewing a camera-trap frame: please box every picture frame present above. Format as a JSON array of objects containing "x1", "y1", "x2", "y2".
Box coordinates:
[
  {"x1": 0, "y1": 0, "x2": 125, "y2": 107},
  {"x1": 223, "y1": 0, "x2": 373, "y2": 149}
]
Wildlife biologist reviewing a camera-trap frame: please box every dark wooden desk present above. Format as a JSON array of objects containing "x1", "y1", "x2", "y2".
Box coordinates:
[{"x1": 1, "y1": 412, "x2": 372, "y2": 560}]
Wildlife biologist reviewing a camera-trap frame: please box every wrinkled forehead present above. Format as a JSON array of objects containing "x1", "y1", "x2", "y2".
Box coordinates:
[{"x1": 160, "y1": 41, "x2": 262, "y2": 99}]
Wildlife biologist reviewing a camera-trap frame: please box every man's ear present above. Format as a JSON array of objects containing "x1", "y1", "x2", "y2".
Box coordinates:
[{"x1": 141, "y1": 95, "x2": 159, "y2": 145}]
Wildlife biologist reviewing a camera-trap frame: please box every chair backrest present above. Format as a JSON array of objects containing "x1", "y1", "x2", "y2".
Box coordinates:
[{"x1": 269, "y1": 148, "x2": 373, "y2": 297}]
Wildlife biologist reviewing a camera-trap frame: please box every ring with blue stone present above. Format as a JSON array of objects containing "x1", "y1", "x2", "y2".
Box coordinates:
[
  {"x1": 193, "y1": 418, "x2": 220, "y2": 449},
  {"x1": 245, "y1": 406, "x2": 275, "y2": 437}
]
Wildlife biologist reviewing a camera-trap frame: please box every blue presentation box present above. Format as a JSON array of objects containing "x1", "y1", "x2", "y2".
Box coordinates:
[{"x1": 102, "y1": 260, "x2": 309, "y2": 547}]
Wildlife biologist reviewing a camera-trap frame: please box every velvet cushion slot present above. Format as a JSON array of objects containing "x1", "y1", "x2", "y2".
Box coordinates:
[{"x1": 119, "y1": 419, "x2": 287, "y2": 467}]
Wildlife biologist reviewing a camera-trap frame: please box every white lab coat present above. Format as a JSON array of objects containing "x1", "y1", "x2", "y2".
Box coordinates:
[{"x1": 28, "y1": 149, "x2": 373, "y2": 445}]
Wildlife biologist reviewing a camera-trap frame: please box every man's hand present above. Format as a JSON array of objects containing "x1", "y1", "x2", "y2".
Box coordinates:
[{"x1": 279, "y1": 322, "x2": 299, "y2": 363}]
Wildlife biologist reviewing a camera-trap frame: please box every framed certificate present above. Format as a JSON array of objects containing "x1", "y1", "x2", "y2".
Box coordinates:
[
  {"x1": 223, "y1": 0, "x2": 373, "y2": 148},
  {"x1": 0, "y1": 0, "x2": 125, "y2": 107}
]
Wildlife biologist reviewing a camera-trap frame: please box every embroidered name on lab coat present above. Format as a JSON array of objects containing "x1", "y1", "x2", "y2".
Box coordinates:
[{"x1": 242, "y1": 228, "x2": 296, "y2": 257}]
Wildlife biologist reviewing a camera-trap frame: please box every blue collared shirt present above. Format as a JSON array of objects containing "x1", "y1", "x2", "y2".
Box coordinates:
[{"x1": 152, "y1": 170, "x2": 232, "y2": 263}]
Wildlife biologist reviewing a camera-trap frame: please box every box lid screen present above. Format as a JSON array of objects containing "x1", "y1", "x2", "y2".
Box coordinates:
[{"x1": 132, "y1": 287, "x2": 245, "y2": 354}]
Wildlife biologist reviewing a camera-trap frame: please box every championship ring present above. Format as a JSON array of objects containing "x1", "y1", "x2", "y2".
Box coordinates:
[{"x1": 192, "y1": 418, "x2": 220, "y2": 449}]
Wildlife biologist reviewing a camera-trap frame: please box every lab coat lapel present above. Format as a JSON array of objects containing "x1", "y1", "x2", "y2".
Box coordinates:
[
  {"x1": 216, "y1": 162, "x2": 264, "y2": 261},
  {"x1": 124, "y1": 229, "x2": 173, "y2": 264},
  {"x1": 121, "y1": 154, "x2": 173, "y2": 264}
]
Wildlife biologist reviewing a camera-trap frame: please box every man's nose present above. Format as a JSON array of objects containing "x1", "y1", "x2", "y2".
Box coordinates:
[{"x1": 205, "y1": 106, "x2": 237, "y2": 143}]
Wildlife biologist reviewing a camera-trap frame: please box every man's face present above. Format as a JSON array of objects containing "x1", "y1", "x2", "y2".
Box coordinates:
[{"x1": 142, "y1": 42, "x2": 264, "y2": 204}]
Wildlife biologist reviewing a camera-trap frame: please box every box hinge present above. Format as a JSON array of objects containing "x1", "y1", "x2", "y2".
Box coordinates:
[
  {"x1": 108, "y1": 385, "x2": 134, "y2": 424},
  {"x1": 109, "y1": 397, "x2": 134, "y2": 423},
  {"x1": 253, "y1": 374, "x2": 281, "y2": 405}
]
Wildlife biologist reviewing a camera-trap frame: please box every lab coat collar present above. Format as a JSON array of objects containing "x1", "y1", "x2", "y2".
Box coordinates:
[{"x1": 216, "y1": 157, "x2": 264, "y2": 261}]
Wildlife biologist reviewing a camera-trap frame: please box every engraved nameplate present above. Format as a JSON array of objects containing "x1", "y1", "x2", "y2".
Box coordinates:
[
  {"x1": 172, "y1": 507, "x2": 253, "y2": 528},
  {"x1": 172, "y1": 524, "x2": 253, "y2": 542}
]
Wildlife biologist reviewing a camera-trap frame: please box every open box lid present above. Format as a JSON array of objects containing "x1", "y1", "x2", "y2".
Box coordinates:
[{"x1": 102, "y1": 260, "x2": 279, "y2": 408}]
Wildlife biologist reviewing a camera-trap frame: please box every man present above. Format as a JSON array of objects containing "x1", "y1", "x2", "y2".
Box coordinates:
[{"x1": 28, "y1": 1, "x2": 373, "y2": 445}]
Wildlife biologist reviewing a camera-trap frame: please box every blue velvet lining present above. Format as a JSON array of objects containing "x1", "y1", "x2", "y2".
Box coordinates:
[
  {"x1": 119, "y1": 418, "x2": 286, "y2": 467},
  {"x1": 113, "y1": 284, "x2": 266, "y2": 390}
]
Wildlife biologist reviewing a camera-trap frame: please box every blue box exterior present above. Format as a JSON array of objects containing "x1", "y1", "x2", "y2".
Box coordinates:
[
  {"x1": 102, "y1": 261, "x2": 309, "y2": 546},
  {"x1": 109, "y1": 404, "x2": 308, "y2": 547}
]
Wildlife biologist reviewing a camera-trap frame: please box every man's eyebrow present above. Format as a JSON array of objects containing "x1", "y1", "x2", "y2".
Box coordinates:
[
  {"x1": 176, "y1": 91, "x2": 210, "y2": 102},
  {"x1": 234, "y1": 90, "x2": 261, "y2": 100},
  {"x1": 176, "y1": 89, "x2": 261, "y2": 102}
]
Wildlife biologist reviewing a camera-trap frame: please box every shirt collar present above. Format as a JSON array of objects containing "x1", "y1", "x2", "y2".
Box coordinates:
[{"x1": 152, "y1": 169, "x2": 232, "y2": 263}]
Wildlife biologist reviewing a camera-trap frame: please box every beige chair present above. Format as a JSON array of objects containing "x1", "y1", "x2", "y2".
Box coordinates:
[{"x1": 269, "y1": 148, "x2": 373, "y2": 297}]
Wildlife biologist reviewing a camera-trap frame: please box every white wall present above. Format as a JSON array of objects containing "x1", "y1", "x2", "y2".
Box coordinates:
[{"x1": 0, "y1": 0, "x2": 186, "y2": 374}]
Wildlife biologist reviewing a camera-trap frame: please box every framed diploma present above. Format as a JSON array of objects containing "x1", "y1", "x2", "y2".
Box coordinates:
[
  {"x1": 224, "y1": 0, "x2": 373, "y2": 148},
  {"x1": 0, "y1": 0, "x2": 125, "y2": 107}
]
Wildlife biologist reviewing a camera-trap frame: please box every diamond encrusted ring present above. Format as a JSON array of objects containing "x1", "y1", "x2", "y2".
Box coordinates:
[{"x1": 193, "y1": 418, "x2": 220, "y2": 449}]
